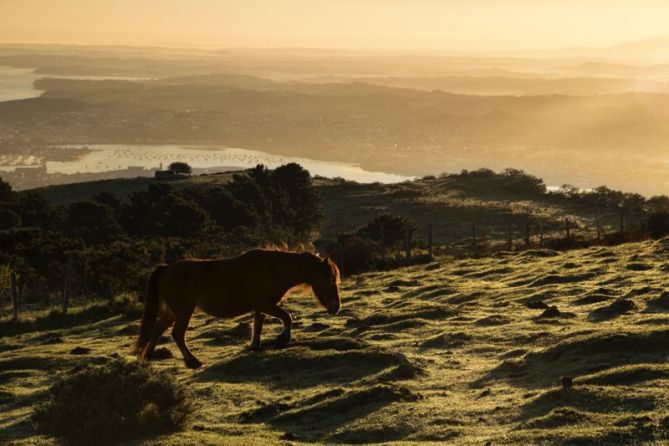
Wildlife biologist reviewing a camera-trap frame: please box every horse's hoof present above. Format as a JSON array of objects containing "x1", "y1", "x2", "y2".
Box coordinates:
[
  {"x1": 186, "y1": 358, "x2": 203, "y2": 369},
  {"x1": 249, "y1": 343, "x2": 263, "y2": 352},
  {"x1": 274, "y1": 336, "x2": 290, "y2": 348}
]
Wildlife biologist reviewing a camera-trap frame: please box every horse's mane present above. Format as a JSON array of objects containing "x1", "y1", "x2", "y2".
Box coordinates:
[
  {"x1": 242, "y1": 245, "x2": 341, "y2": 298},
  {"x1": 325, "y1": 257, "x2": 341, "y2": 284}
]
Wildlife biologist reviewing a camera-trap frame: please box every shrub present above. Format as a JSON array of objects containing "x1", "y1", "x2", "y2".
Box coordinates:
[
  {"x1": 64, "y1": 200, "x2": 122, "y2": 244},
  {"x1": 334, "y1": 234, "x2": 378, "y2": 274},
  {"x1": 33, "y1": 358, "x2": 191, "y2": 445},
  {"x1": 356, "y1": 214, "x2": 418, "y2": 252},
  {"x1": 0, "y1": 207, "x2": 21, "y2": 229},
  {"x1": 647, "y1": 211, "x2": 669, "y2": 239},
  {"x1": 167, "y1": 161, "x2": 192, "y2": 175}
]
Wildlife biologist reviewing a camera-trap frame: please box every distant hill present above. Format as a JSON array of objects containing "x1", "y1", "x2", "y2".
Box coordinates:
[{"x1": 6, "y1": 76, "x2": 669, "y2": 195}]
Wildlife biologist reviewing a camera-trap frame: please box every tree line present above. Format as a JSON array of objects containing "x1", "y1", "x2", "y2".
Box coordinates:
[{"x1": 0, "y1": 163, "x2": 323, "y2": 312}]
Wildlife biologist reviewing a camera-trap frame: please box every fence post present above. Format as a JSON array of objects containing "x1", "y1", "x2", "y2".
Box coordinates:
[
  {"x1": 565, "y1": 217, "x2": 571, "y2": 238},
  {"x1": 10, "y1": 271, "x2": 18, "y2": 320},
  {"x1": 428, "y1": 223, "x2": 433, "y2": 259},
  {"x1": 619, "y1": 209, "x2": 625, "y2": 233},
  {"x1": 107, "y1": 285, "x2": 115, "y2": 305},
  {"x1": 525, "y1": 219, "x2": 530, "y2": 248},
  {"x1": 62, "y1": 258, "x2": 72, "y2": 316},
  {"x1": 539, "y1": 224, "x2": 544, "y2": 247},
  {"x1": 380, "y1": 225, "x2": 386, "y2": 262},
  {"x1": 595, "y1": 207, "x2": 602, "y2": 241},
  {"x1": 405, "y1": 227, "x2": 412, "y2": 262},
  {"x1": 507, "y1": 222, "x2": 513, "y2": 251},
  {"x1": 472, "y1": 223, "x2": 477, "y2": 250}
]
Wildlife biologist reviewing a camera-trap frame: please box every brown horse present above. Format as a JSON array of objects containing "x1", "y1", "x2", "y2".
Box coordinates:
[{"x1": 132, "y1": 249, "x2": 341, "y2": 368}]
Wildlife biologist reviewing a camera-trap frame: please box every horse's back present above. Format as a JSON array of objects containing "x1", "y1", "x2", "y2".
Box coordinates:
[{"x1": 157, "y1": 250, "x2": 301, "y2": 317}]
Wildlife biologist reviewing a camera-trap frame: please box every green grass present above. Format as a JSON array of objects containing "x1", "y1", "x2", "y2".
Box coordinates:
[
  {"x1": 29, "y1": 172, "x2": 236, "y2": 205},
  {"x1": 27, "y1": 173, "x2": 611, "y2": 246},
  {"x1": 32, "y1": 177, "x2": 159, "y2": 204},
  {"x1": 4, "y1": 239, "x2": 669, "y2": 444},
  {"x1": 0, "y1": 296, "x2": 141, "y2": 338}
]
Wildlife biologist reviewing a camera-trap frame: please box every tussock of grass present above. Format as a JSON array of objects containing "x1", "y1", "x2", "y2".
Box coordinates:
[
  {"x1": 33, "y1": 358, "x2": 191, "y2": 445},
  {"x1": 6, "y1": 240, "x2": 669, "y2": 445}
]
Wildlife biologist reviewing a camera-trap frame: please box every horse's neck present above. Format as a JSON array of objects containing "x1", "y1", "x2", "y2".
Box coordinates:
[{"x1": 276, "y1": 253, "x2": 316, "y2": 289}]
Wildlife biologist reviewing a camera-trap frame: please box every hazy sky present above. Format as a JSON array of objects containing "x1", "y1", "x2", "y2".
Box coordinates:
[{"x1": 2, "y1": 0, "x2": 669, "y2": 50}]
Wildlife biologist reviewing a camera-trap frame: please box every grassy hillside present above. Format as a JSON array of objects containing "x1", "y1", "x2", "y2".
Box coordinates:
[
  {"x1": 3, "y1": 240, "x2": 669, "y2": 444},
  {"x1": 316, "y1": 175, "x2": 611, "y2": 246},
  {"x1": 28, "y1": 173, "x2": 236, "y2": 205},
  {"x1": 28, "y1": 172, "x2": 619, "y2": 246}
]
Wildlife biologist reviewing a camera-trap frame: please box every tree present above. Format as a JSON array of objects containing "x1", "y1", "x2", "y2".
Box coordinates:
[
  {"x1": 645, "y1": 195, "x2": 669, "y2": 214},
  {"x1": 357, "y1": 214, "x2": 418, "y2": 252},
  {"x1": 270, "y1": 163, "x2": 323, "y2": 239},
  {"x1": 65, "y1": 201, "x2": 122, "y2": 244},
  {"x1": 647, "y1": 211, "x2": 669, "y2": 239},
  {"x1": 501, "y1": 168, "x2": 546, "y2": 195},
  {"x1": 557, "y1": 184, "x2": 580, "y2": 199},
  {"x1": 205, "y1": 187, "x2": 257, "y2": 230},
  {"x1": 17, "y1": 192, "x2": 57, "y2": 230},
  {"x1": 122, "y1": 183, "x2": 172, "y2": 234},
  {"x1": 0, "y1": 208, "x2": 21, "y2": 230},
  {"x1": 0, "y1": 177, "x2": 15, "y2": 206},
  {"x1": 168, "y1": 162, "x2": 192, "y2": 175},
  {"x1": 149, "y1": 193, "x2": 208, "y2": 237},
  {"x1": 225, "y1": 172, "x2": 272, "y2": 228}
]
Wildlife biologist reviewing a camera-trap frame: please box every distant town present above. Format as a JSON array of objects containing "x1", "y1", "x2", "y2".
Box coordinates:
[{"x1": 0, "y1": 163, "x2": 242, "y2": 190}]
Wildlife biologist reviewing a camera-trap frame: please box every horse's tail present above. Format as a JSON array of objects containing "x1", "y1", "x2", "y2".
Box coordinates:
[{"x1": 133, "y1": 265, "x2": 168, "y2": 358}]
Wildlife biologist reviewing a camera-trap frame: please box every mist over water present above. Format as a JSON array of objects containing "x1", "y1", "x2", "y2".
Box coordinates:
[
  {"x1": 49, "y1": 144, "x2": 412, "y2": 184},
  {"x1": 0, "y1": 67, "x2": 155, "y2": 102},
  {"x1": 0, "y1": 66, "x2": 41, "y2": 102},
  {"x1": 0, "y1": 67, "x2": 410, "y2": 183}
]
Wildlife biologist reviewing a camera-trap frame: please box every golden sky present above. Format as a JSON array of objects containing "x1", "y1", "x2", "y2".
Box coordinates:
[{"x1": 2, "y1": 0, "x2": 669, "y2": 50}]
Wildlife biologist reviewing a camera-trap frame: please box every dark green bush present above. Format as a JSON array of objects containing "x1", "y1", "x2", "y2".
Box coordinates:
[
  {"x1": 33, "y1": 358, "x2": 191, "y2": 445},
  {"x1": 647, "y1": 211, "x2": 669, "y2": 239}
]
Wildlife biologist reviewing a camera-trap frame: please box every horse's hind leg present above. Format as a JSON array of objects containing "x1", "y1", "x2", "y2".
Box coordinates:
[
  {"x1": 261, "y1": 304, "x2": 292, "y2": 348},
  {"x1": 171, "y1": 305, "x2": 202, "y2": 369},
  {"x1": 250, "y1": 311, "x2": 266, "y2": 351},
  {"x1": 142, "y1": 308, "x2": 175, "y2": 360}
]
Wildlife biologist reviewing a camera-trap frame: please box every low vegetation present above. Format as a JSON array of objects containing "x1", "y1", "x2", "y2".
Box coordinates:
[
  {"x1": 0, "y1": 163, "x2": 323, "y2": 311},
  {"x1": 3, "y1": 239, "x2": 669, "y2": 444},
  {"x1": 5, "y1": 165, "x2": 669, "y2": 314},
  {"x1": 33, "y1": 358, "x2": 191, "y2": 445}
]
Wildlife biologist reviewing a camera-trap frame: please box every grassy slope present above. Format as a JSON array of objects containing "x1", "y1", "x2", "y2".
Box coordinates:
[
  {"x1": 29, "y1": 174, "x2": 603, "y2": 245},
  {"x1": 4, "y1": 240, "x2": 669, "y2": 444},
  {"x1": 28, "y1": 173, "x2": 235, "y2": 205},
  {"x1": 316, "y1": 177, "x2": 603, "y2": 245}
]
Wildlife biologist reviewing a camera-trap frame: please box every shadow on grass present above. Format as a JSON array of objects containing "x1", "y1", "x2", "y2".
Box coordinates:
[
  {"x1": 0, "y1": 299, "x2": 142, "y2": 338},
  {"x1": 518, "y1": 387, "x2": 656, "y2": 422},
  {"x1": 241, "y1": 384, "x2": 420, "y2": 443},
  {"x1": 196, "y1": 349, "x2": 402, "y2": 390},
  {"x1": 476, "y1": 329, "x2": 669, "y2": 389}
]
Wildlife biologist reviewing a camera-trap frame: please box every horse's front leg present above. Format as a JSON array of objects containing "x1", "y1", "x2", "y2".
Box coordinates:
[
  {"x1": 262, "y1": 304, "x2": 292, "y2": 348},
  {"x1": 250, "y1": 310, "x2": 265, "y2": 351}
]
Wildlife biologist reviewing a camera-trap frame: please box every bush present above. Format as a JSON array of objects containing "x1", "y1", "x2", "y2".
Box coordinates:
[
  {"x1": 167, "y1": 162, "x2": 192, "y2": 175},
  {"x1": 334, "y1": 234, "x2": 378, "y2": 274},
  {"x1": 33, "y1": 358, "x2": 191, "y2": 445},
  {"x1": 356, "y1": 214, "x2": 418, "y2": 252},
  {"x1": 648, "y1": 211, "x2": 669, "y2": 239}
]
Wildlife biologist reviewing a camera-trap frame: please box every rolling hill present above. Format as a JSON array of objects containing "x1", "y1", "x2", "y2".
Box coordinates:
[
  {"x1": 3, "y1": 239, "x2": 669, "y2": 444},
  {"x1": 26, "y1": 171, "x2": 625, "y2": 247}
]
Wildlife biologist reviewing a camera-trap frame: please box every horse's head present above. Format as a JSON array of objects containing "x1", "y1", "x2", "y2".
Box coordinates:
[{"x1": 311, "y1": 256, "x2": 341, "y2": 315}]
